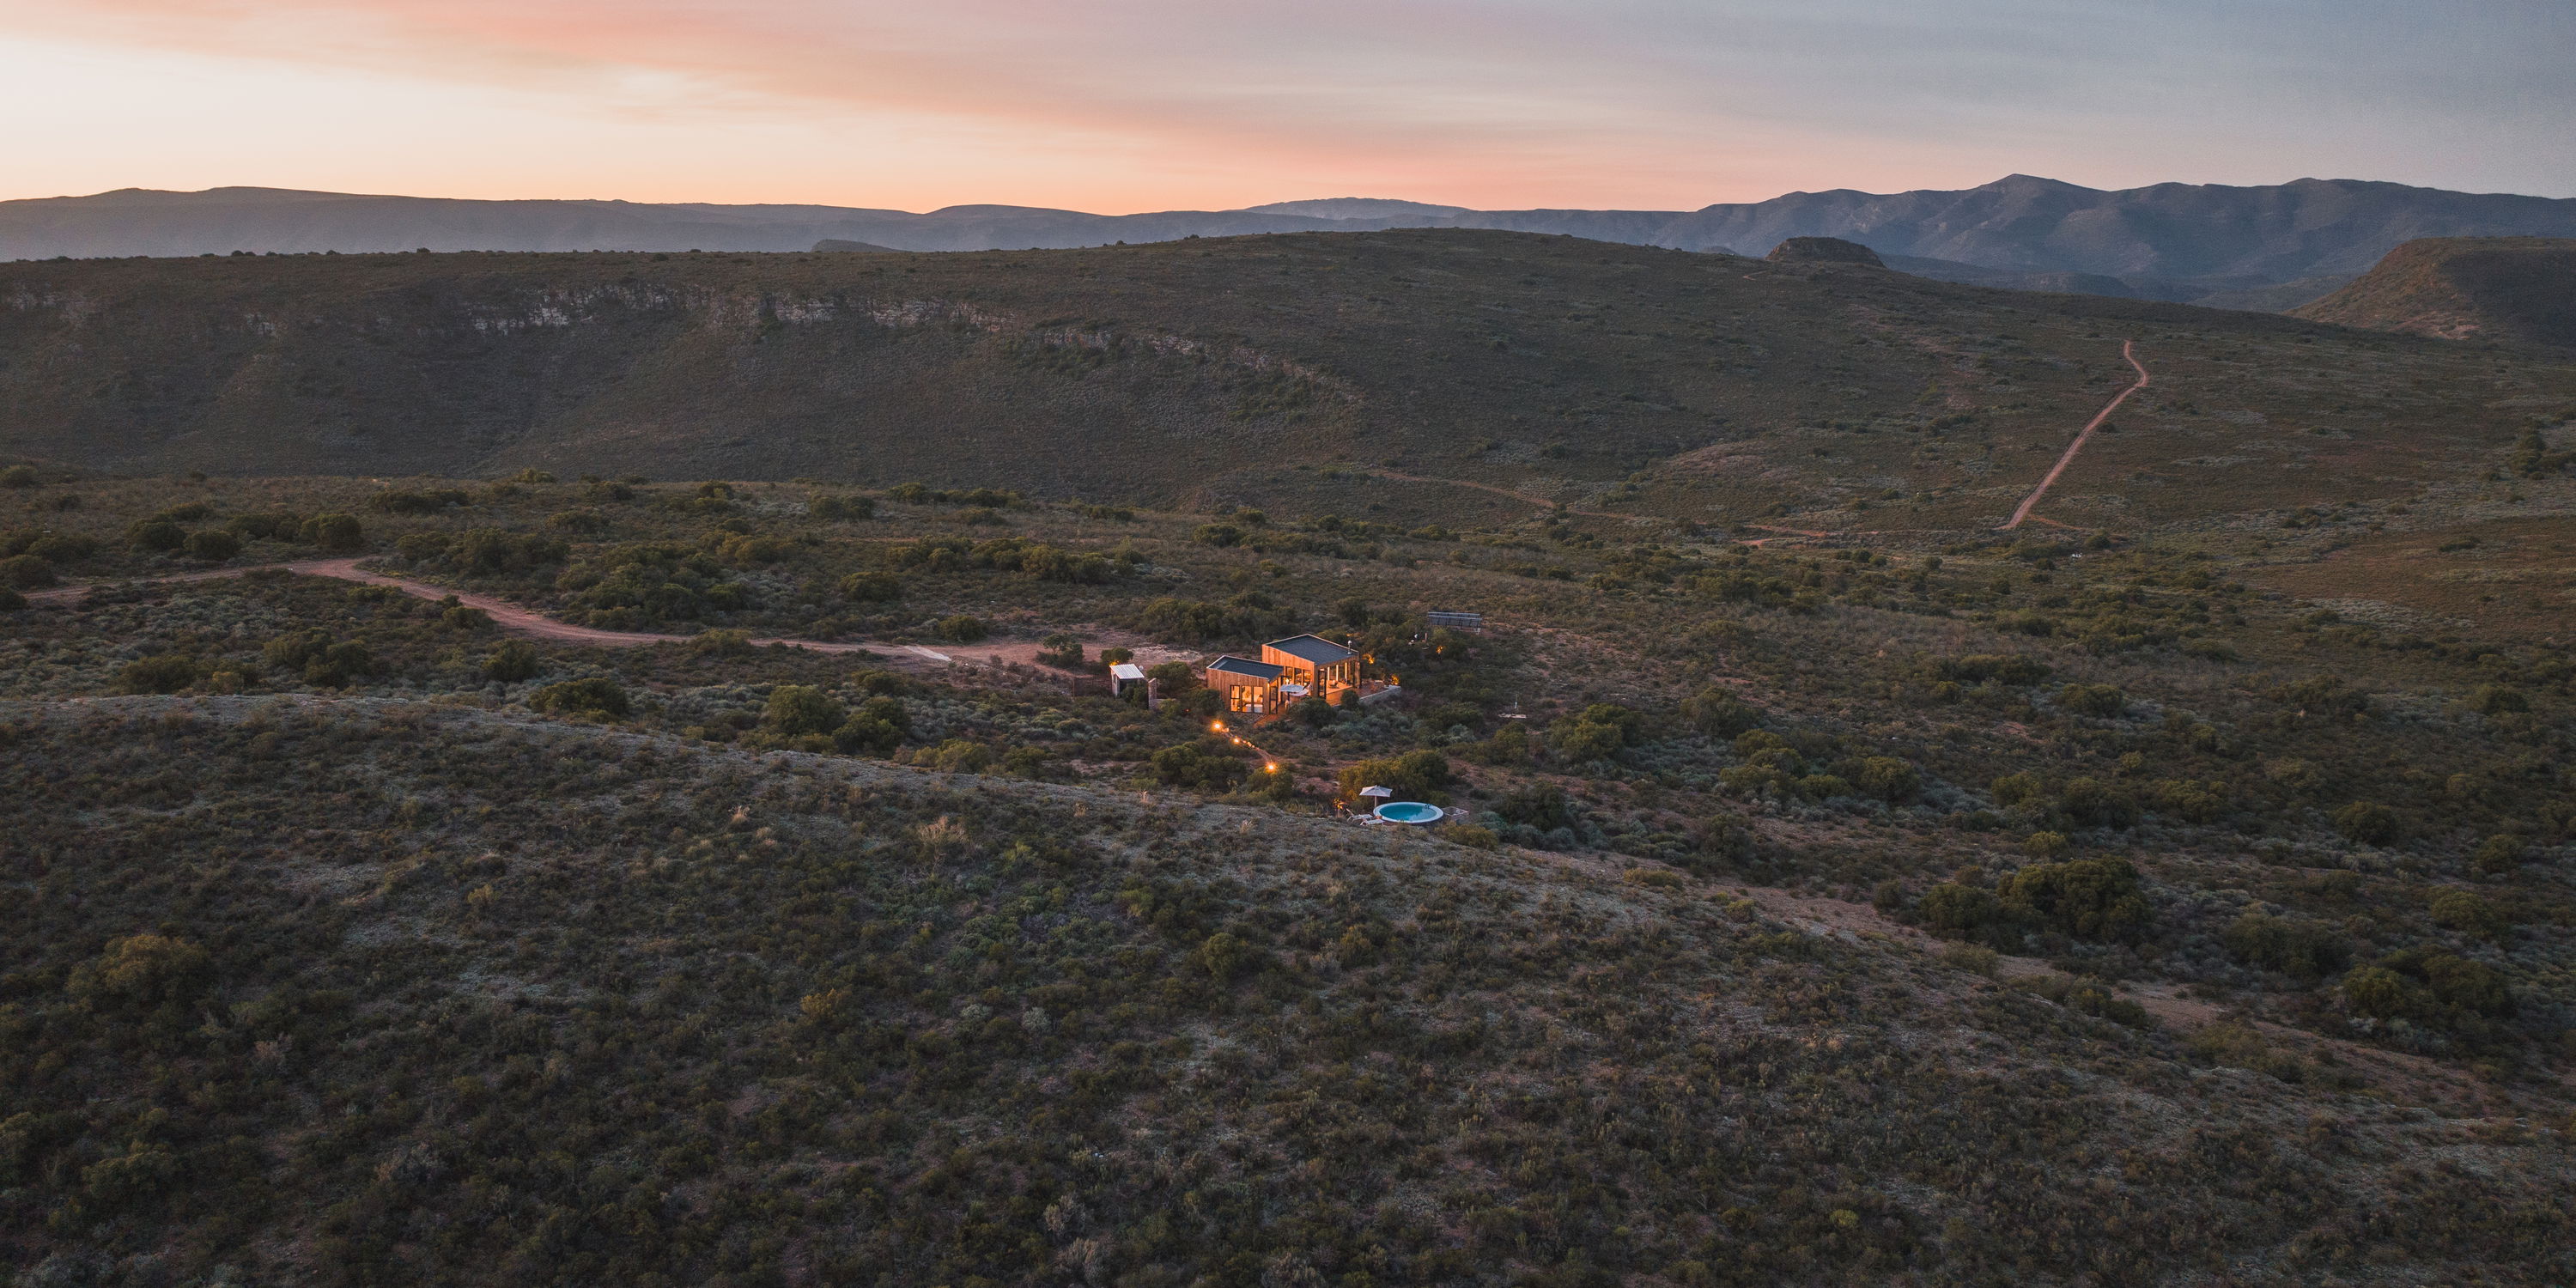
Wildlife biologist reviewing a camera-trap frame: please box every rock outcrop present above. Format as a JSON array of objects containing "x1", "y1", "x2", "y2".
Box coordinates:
[{"x1": 1765, "y1": 236, "x2": 1884, "y2": 267}]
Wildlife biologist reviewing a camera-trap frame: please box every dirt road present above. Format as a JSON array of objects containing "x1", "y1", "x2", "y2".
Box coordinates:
[
  {"x1": 2001, "y1": 339, "x2": 2149, "y2": 531},
  {"x1": 27, "y1": 559, "x2": 1193, "y2": 672}
]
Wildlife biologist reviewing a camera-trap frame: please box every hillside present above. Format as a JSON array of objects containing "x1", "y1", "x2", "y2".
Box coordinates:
[
  {"x1": 11, "y1": 176, "x2": 2576, "y2": 307},
  {"x1": 2291, "y1": 238, "x2": 2576, "y2": 349},
  {"x1": 8, "y1": 229, "x2": 2576, "y2": 539},
  {"x1": 3, "y1": 468, "x2": 2574, "y2": 1284}
]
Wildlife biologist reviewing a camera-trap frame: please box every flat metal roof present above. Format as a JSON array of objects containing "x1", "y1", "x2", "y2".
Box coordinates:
[
  {"x1": 1266, "y1": 634, "x2": 1359, "y2": 665},
  {"x1": 1205, "y1": 655, "x2": 1285, "y2": 680}
]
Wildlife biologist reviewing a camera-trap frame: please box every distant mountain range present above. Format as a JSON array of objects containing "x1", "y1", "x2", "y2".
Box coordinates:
[{"x1": 9, "y1": 175, "x2": 2576, "y2": 309}]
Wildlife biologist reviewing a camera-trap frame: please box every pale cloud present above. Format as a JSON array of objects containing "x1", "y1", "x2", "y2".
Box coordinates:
[{"x1": 8, "y1": 0, "x2": 2571, "y2": 208}]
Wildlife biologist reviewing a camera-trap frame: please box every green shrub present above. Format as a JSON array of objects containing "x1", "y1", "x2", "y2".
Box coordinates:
[
  {"x1": 1496, "y1": 783, "x2": 1575, "y2": 831},
  {"x1": 2063, "y1": 981, "x2": 2154, "y2": 1029},
  {"x1": 1337, "y1": 750, "x2": 1452, "y2": 801},
  {"x1": 1288, "y1": 695, "x2": 1337, "y2": 728},
  {"x1": 260, "y1": 637, "x2": 375, "y2": 688},
  {"x1": 367, "y1": 488, "x2": 467, "y2": 514},
  {"x1": 69, "y1": 933, "x2": 210, "y2": 1011},
  {"x1": 2468, "y1": 685, "x2": 2529, "y2": 716},
  {"x1": 2427, "y1": 890, "x2": 2509, "y2": 941},
  {"x1": 833, "y1": 697, "x2": 910, "y2": 756},
  {"x1": 1551, "y1": 702, "x2": 1639, "y2": 762},
  {"x1": 920, "y1": 739, "x2": 994, "y2": 774},
  {"x1": 127, "y1": 518, "x2": 185, "y2": 551},
  {"x1": 483, "y1": 641, "x2": 543, "y2": 682},
  {"x1": 2186, "y1": 1022, "x2": 2309, "y2": 1082},
  {"x1": 1191, "y1": 932, "x2": 1259, "y2": 981},
  {"x1": 811, "y1": 495, "x2": 875, "y2": 521},
  {"x1": 1939, "y1": 941, "x2": 2001, "y2": 976},
  {"x1": 2058, "y1": 683, "x2": 2127, "y2": 718},
  {"x1": 1835, "y1": 756, "x2": 1922, "y2": 803},
  {"x1": 259, "y1": 629, "x2": 374, "y2": 683},
  {"x1": 1681, "y1": 687, "x2": 1762, "y2": 737},
  {"x1": 688, "y1": 629, "x2": 752, "y2": 657},
  {"x1": 0, "y1": 586, "x2": 23, "y2": 611},
  {"x1": 1990, "y1": 772, "x2": 2044, "y2": 807},
  {"x1": 840, "y1": 572, "x2": 902, "y2": 602},
  {"x1": 708, "y1": 532, "x2": 792, "y2": 566},
  {"x1": 934, "y1": 615, "x2": 989, "y2": 643},
  {"x1": 292, "y1": 639, "x2": 376, "y2": 690},
  {"x1": 1930, "y1": 653, "x2": 2050, "y2": 685},
  {"x1": 1919, "y1": 883, "x2": 2012, "y2": 945},
  {"x1": 1154, "y1": 739, "x2": 1250, "y2": 790},
  {"x1": 2470, "y1": 834, "x2": 2526, "y2": 874},
  {"x1": 22, "y1": 533, "x2": 96, "y2": 562},
  {"x1": 2056, "y1": 777, "x2": 2138, "y2": 829},
  {"x1": 79, "y1": 1141, "x2": 181, "y2": 1212},
  {"x1": 226, "y1": 512, "x2": 306, "y2": 542},
  {"x1": 547, "y1": 508, "x2": 610, "y2": 533},
  {"x1": 1449, "y1": 721, "x2": 1524, "y2": 767},
  {"x1": 301, "y1": 513, "x2": 365, "y2": 552},
  {"x1": 441, "y1": 528, "x2": 569, "y2": 574},
  {"x1": 529, "y1": 677, "x2": 629, "y2": 718},
  {"x1": 0, "y1": 465, "x2": 37, "y2": 488},
  {"x1": 2330, "y1": 800, "x2": 2399, "y2": 846},
  {"x1": 1133, "y1": 594, "x2": 1294, "y2": 644},
  {"x1": 1036, "y1": 634, "x2": 1084, "y2": 670},
  {"x1": 763, "y1": 685, "x2": 847, "y2": 737},
  {"x1": 2342, "y1": 949, "x2": 2512, "y2": 1031},
  {"x1": 0, "y1": 554, "x2": 55, "y2": 589},
  {"x1": 184, "y1": 529, "x2": 241, "y2": 562},
  {"x1": 2269, "y1": 673, "x2": 2369, "y2": 716},
  {"x1": 1999, "y1": 856, "x2": 2149, "y2": 941},
  {"x1": 112, "y1": 654, "x2": 200, "y2": 695},
  {"x1": 2147, "y1": 778, "x2": 2228, "y2": 823},
  {"x1": 2222, "y1": 911, "x2": 2351, "y2": 981}
]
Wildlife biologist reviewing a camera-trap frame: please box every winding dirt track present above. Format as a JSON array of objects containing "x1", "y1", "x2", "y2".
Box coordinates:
[
  {"x1": 25, "y1": 560, "x2": 1182, "y2": 672},
  {"x1": 2001, "y1": 339, "x2": 2149, "y2": 531}
]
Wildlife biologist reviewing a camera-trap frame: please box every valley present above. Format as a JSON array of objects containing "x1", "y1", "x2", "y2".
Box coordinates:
[{"x1": 3, "y1": 234, "x2": 2574, "y2": 1285}]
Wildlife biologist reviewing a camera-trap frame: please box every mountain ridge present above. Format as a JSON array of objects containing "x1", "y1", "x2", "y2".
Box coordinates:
[{"x1": 11, "y1": 175, "x2": 2576, "y2": 309}]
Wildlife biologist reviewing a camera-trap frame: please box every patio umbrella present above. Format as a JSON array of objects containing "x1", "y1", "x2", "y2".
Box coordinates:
[{"x1": 1358, "y1": 786, "x2": 1394, "y2": 799}]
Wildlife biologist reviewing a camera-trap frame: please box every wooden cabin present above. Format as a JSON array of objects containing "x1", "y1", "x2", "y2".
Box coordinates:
[
  {"x1": 1203, "y1": 655, "x2": 1286, "y2": 713},
  {"x1": 1261, "y1": 634, "x2": 1364, "y2": 700}
]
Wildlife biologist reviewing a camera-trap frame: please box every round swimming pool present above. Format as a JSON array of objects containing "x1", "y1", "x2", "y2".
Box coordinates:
[{"x1": 1373, "y1": 801, "x2": 1444, "y2": 825}]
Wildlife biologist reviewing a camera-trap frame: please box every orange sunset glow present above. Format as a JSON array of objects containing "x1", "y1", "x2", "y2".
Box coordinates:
[{"x1": 9, "y1": 0, "x2": 2573, "y2": 210}]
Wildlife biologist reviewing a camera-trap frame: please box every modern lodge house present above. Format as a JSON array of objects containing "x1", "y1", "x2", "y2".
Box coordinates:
[{"x1": 1201, "y1": 634, "x2": 1382, "y2": 714}]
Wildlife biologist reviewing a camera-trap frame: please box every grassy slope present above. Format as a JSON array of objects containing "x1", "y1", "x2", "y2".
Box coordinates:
[
  {"x1": 7, "y1": 233, "x2": 2574, "y2": 537},
  {"x1": 7, "y1": 223, "x2": 2576, "y2": 1283},
  {"x1": 3, "y1": 699, "x2": 2568, "y2": 1287},
  {"x1": 2293, "y1": 238, "x2": 2576, "y2": 349}
]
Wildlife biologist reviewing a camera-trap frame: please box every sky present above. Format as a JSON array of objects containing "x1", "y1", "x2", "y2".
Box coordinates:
[{"x1": 7, "y1": 0, "x2": 2573, "y2": 211}]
